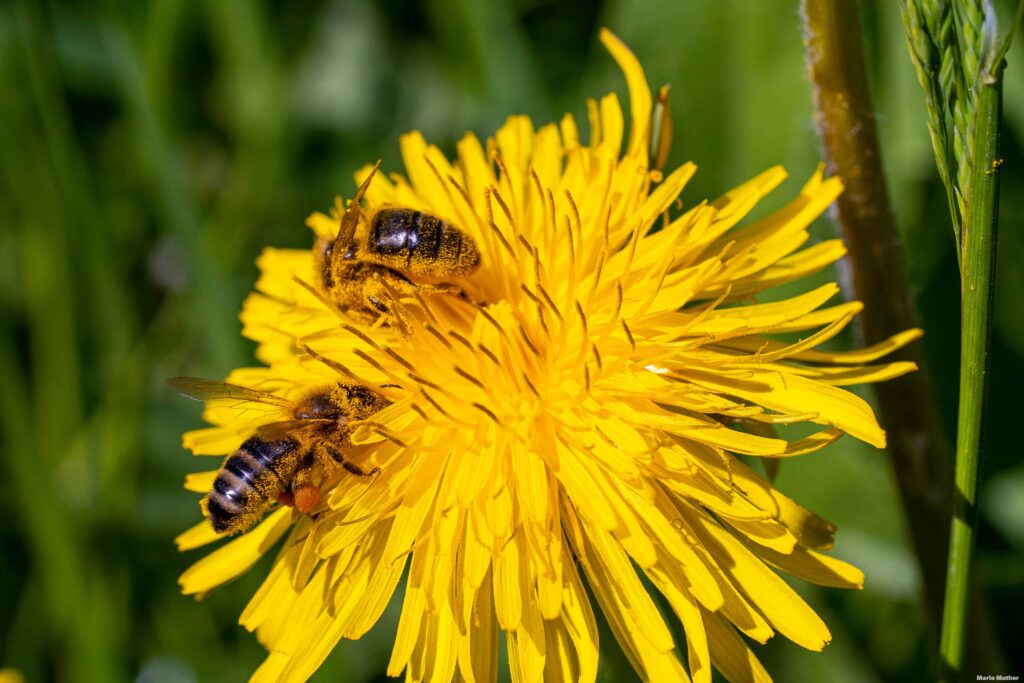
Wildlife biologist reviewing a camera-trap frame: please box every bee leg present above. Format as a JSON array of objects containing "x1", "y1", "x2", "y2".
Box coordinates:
[
  {"x1": 414, "y1": 283, "x2": 462, "y2": 297},
  {"x1": 363, "y1": 278, "x2": 414, "y2": 336},
  {"x1": 287, "y1": 452, "x2": 322, "y2": 515},
  {"x1": 326, "y1": 445, "x2": 380, "y2": 477}
]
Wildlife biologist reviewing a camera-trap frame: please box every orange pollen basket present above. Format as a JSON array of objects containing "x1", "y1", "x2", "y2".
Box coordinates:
[{"x1": 293, "y1": 484, "x2": 321, "y2": 514}]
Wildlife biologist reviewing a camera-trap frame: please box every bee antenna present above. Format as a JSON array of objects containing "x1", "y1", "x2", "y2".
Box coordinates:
[{"x1": 336, "y1": 160, "x2": 381, "y2": 250}]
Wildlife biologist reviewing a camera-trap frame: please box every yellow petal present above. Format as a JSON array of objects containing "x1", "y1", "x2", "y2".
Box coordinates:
[
  {"x1": 457, "y1": 568, "x2": 498, "y2": 683},
  {"x1": 676, "y1": 366, "x2": 886, "y2": 448},
  {"x1": 697, "y1": 283, "x2": 840, "y2": 332},
  {"x1": 240, "y1": 549, "x2": 297, "y2": 632},
  {"x1": 645, "y1": 564, "x2": 711, "y2": 683},
  {"x1": 688, "y1": 510, "x2": 832, "y2": 651},
  {"x1": 582, "y1": 521, "x2": 675, "y2": 654},
  {"x1": 560, "y1": 553, "x2": 599, "y2": 682},
  {"x1": 542, "y1": 618, "x2": 580, "y2": 683},
  {"x1": 387, "y1": 553, "x2": 425, "y2": 676},
  {"x1": 745, "y1": 540, "x2": 864, "y2": 590},
  {"x1": 182, "y1": 427, "x2": 242, "y2": 456},
  {"x1": 343, "y1": 551, "x2": 408, "y2": 638},
  {"x1": 174, "y1": 519, "x2": 221, "y2": 551},
  {"x1": 249, "y1": 652, "x2": 289, "y2": 683},
  {"x1": 507, "y1": 568, "x2": 547, "y2": 683},
  {"x1": 598, "y1": 28, "x2": 652, "y2": 158},
  {"x1": 785, "y1": 361, "x2": 918, "y2": 386},
  {"x1": 729, "y1": 458, "x2": 837, "y2": 550},
  {"x1": 704, "y1": 612, "x2": 772, "y2": 683},
  {"x1": 493, "y1": 528, "x2": 524, "y2": 631},
  {"x1": 178, "y1": 507, "x2": 291, "y2": 595},
  {"x1": 184, "y1": 470, "x2": 217, "y2": 492}
]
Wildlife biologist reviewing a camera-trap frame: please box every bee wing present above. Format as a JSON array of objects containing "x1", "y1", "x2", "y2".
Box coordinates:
[
  {"x1": 168, "y1": 377, "x2": 293, "y2": 408},
  {"x1": 168, "y1": 377, "x2": 297, "y2": 428},
  {"x1": 254, "y1": 419, "x2": 333, "y2": 441}
]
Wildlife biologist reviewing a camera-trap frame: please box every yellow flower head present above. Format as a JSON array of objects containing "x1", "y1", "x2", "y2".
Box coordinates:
[{"x1": 176, "y1": 29, "x2": 919, "y2": 683}]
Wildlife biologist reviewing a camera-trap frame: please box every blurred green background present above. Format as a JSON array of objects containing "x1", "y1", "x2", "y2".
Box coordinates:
[{"x1": 1, "y1": 1, "x2": 1022, "y2": 681}]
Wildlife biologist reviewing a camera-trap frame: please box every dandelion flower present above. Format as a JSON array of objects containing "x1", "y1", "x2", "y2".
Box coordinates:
[{"x1": 176, "y1": 28, "x2": 919, "y2": 683}]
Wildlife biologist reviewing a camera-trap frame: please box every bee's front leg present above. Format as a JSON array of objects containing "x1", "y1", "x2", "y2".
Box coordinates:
[
  {"x1": 324, "y1": 444, "x2": 379, "y2": 477},
  {"x1": 362, "y1": 277, "x2": 415, "y2": 335}
]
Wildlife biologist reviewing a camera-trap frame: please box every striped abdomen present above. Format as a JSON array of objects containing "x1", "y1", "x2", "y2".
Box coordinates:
[
  {"x1": 366, "y1": 208, "x2": 479, "y2": 277},
  {"x1": 207, "y1": 436, "x2": 297, "y2": 533}
]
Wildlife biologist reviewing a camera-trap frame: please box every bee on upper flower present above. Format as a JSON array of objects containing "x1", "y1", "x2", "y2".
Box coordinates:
[{"x1": 312, "y1": 163, "x2": 481, "y2": 327}]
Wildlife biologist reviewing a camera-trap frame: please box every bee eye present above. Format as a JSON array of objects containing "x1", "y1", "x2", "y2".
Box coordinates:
[{"x1": 368, "y1": 296, "x2": 390, "y2": 314}]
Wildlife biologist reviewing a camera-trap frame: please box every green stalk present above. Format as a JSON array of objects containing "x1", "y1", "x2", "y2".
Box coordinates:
[
  {"x1": 801, "y1": 0, "x2": 954, "y2": 659},
  {"x1": 940, "y1": 71, "x2": 1002, "y2": 681}
]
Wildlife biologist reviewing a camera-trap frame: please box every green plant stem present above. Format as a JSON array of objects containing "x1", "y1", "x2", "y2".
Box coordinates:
[
  {"x1": 802, "y1": 0, "x2": 954, "y2": 656},
  {"x1": 940, "y1": 72, "x2": 1002, "y2": 682}
]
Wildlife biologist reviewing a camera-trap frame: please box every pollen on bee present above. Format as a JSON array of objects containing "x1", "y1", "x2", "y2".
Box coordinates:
[{"x1": 293, "y1": 484, "x2": 321, "y2": 514}]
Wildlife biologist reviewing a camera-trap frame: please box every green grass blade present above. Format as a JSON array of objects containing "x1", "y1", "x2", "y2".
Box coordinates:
[
  {"x1": 899, "y1": 0, "x2": 963, "y2": 259},
  {"x1": 939, "y1": 60, "x2": 1003, "y2": 683}
]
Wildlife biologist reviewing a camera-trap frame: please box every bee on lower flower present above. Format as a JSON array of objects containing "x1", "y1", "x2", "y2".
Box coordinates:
[{"x1": 170, "y1": 377, "x2": 388, "y2": 534}]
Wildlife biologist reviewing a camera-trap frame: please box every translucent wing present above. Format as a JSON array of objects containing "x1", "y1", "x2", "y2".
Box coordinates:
[
  {"x1": 254, "y1": 419, "x2": 333, "y2": 441},
  {"x1": 168, "y1": 377, "x2": 292, "y2": 408},
  {"x1": 168, "y1": 377, "x2": 300, "y2": 429}
]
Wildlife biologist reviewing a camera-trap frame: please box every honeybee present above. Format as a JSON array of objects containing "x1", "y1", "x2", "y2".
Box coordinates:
[
  {"x1": 315, "y1": 163, "x2": 480, "y2": 323},
  {"x1": 169, "y1": 377, "x2": 389, "y2": 534}
]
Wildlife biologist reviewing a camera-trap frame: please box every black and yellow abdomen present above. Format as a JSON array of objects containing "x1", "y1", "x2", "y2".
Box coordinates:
[
  {"x1": 207, "y1": 436, "x2": 298, "y2": 533},
  {"x1": 366, "y1": 208, "x2": 479, "y2": 277}
]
